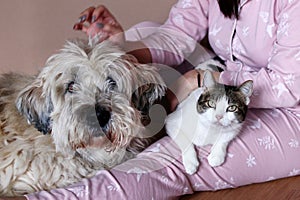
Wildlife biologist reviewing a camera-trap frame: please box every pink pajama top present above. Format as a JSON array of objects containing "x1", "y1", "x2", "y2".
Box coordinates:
[
  {"x1": 143, "y1": 0, "x2": 300, "y2": 111},
  {"x1": 26, "y1": 0, "x2": 300, "y2": 199}
]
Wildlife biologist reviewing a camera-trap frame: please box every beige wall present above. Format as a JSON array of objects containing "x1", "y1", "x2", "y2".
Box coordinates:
[{"x1": 0, "y1": 0, "x2": 176, "y2": 74}]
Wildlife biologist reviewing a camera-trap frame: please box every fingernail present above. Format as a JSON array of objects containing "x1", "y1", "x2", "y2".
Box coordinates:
[
  {"x1": 78, "y1": 15, "x2": 86, "y2": 23},
  {"x1": 97, "y1": 23, "x2": 104, "y2": 29},
  {"x1": 91, "y1": 15, "x2": 96, "y2": 23}
]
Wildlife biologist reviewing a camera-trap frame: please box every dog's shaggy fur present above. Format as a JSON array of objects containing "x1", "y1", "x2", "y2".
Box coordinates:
[{"x1": 0, "y1": 40, "x2": 165, "y2": 196}]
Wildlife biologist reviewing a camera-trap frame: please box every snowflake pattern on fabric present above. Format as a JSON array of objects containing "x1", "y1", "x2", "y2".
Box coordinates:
[
  {"x1": 209, "y1": 24, "x2": 222, "y2": 36},
  {"x1": 107, "y1": 183, "x2": 120, "y2": 192},
  {"x1": 247, "y1": 118, "x2": 262, "y2": 130},
  {"x1": 283, "y1": 74, "x2": 296, "y2": 86},
  {"x1": 259, "y1": 11, "x2": 269, "y2": 23},
  {"x1": 182, "y1": 187, "x2": 190, "y2": 194},
  {"x1": 214, "y1": 180, "x2": 233, "y2": 190},
  {"x1": 242, "y1": 26, "x2": 249, "y2": 37},
  {"x1": 246, "y1": 154, "x2": 257, "y2": 167},
  {"x1": 288, "y1": 139, "x2": 299, "y2": 148},
  {"x1": 232, "y1": 37, "x2": 246, "y2": 55},
  {"x1": 289, "y1": 169, "x2": 300, "y2": 176},
  {"x1": 173, "y1": 14, "x2": 185, "y2": 26},
  {"x1": 192, "y1": 182, "x2": 204, "y2": 190},
  {"x1": 267, "y1": 177, "x2": 275, "y2": 181},
  {"x1": 272, "y1": 83, "x2": 289, "y2": 98},
  {"x1": 266, "y1": 23, "x2": 275, "y2": 38},
  {"x1": 269, "y1": 70, "x2": 281, "y2": 81},
  {"x1": 227, "y1": 153, "x2": 234, "y2": 159},
  {"x1": 277, "y1": 13, "x2": 290, "y2": 37},
  {"x1": 215, "y1": 39, "x2": 230, "y2": 56},
  {"x1": 161, "y1": 175, "x2": 170, "y2": 184},
  {"x1": 66, "y1": 185, "x2": 88, "y2": 197},
  {"x1": 251, "y1": 89, "x2": 260, "y2": 97},
  {"x1": 270, "y1": 109, "x2": 281, "y2": 118},
  {"x1": 179, "y1": 0, "x2": 193, "y2": 8},
  {"x1": 257, "y1": 136, "x2": 276, "y2": 150},
  {"x1": 147, "y1": 143, "x2": 161, "y2": 153},
  {"x1": 127, "y1": 167, "x2": 149, "y2": 182}
]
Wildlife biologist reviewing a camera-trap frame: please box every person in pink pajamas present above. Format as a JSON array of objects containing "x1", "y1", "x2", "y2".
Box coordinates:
[{"x1": 2, "y1": 0, "x2": 300, "y2": 199}]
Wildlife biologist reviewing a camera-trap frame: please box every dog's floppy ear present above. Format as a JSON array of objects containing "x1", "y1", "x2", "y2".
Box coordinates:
[
  {"x1": 16, "y1": 76, "x2": 53, "y2": 134},
  {"x1": 132, "y1": 83, "x2": 162, "y2": 113},
  {"x1": 131, "y1": 64, "x2": 166, "y2": 119}
]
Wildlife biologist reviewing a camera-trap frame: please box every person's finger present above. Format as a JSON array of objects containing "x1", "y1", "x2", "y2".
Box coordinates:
[
  {"x1": 78, "y1": 6, "x2": 95, "y2": 23},
  {"x1": 74, "y1": 7, "x2": 97, "y2": 32},
  {"x1": 91, "y1": 5, "x2": 116, "y2": 23},
  {"x1": 73, "y1": 23, "x2": 89, "y2": 33},
  {"x1": 85, "y1": 19, "x2": 121, "y2": 36},
  {"x1": 85, "y1": 21, "x2": 107, "y2": 37}
]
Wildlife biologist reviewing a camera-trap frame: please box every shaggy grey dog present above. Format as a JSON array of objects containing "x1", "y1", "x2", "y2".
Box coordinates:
[{"x1": 0, "y1": 40, "x2": 165, "y2": 196}]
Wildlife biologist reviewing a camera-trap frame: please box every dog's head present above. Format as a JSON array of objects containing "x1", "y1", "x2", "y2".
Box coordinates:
[{"x1": 16, "y1": 40, "x2": 166, "y2": 165}]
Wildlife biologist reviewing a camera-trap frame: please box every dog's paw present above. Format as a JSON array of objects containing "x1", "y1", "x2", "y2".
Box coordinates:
[
  {"x1": 207, "y1": 153, "x2": 225, "y2": 167},
  {"x1": 183, "y1": 155, "x2": 200, "y2": 175}
]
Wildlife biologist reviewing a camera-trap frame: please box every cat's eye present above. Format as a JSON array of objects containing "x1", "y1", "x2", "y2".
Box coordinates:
[
  {"x1": 205, "y1": 100, "x2": 216, "y2": 108},
  {"x1": 227, "y1": 105, "x2": 238, "y2": 112}
]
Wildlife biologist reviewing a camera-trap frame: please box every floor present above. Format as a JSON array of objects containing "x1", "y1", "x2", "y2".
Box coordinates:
[{"x1": 181, "y1": 175, "x2": 300, "y2": 200}]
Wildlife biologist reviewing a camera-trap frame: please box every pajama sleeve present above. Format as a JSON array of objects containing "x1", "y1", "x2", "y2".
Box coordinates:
[
  {"x1": 141, "y1": 0, "x2": 209, "y2": 66},
  {"x1": 220, "y1": 0, "x2": 300, "y2": 109}
]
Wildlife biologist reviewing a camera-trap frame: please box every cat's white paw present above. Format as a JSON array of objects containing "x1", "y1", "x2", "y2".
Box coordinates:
[
  {"x1": 207, "y1": 153, "x2": 225, "y2": 167},
  {"x1": 183, "y1": 155, "x2": 200, "y2": 175}
]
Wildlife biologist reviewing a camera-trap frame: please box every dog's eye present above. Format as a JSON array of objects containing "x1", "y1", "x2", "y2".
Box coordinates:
[
  {"x1": 66, "y1": 81, "x2": 75, "y2": 93},
  {"x1": 107, "y1": 77, "x2": 117, "y2": 90}
]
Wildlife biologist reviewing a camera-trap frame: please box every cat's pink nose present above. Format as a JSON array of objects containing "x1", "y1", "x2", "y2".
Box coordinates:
[{"x1": 216, "y1": 115, "x2": 223, "y2": 120}]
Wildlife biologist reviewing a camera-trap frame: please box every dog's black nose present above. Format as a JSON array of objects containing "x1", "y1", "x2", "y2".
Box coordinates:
[{"x1": 95, "y1": 105, "x2": 111, "y2": 128}]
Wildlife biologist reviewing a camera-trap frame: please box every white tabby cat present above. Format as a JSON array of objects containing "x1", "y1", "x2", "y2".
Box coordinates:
[{"x1": 165, "y1": 70, "x2": 253, "y2": 174}]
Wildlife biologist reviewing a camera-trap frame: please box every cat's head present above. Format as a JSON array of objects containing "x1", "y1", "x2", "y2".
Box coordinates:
[{"x1": 197, "y1": 70, "x2": 253, "y2": 127}]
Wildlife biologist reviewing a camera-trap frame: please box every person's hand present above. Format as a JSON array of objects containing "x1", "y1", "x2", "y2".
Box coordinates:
[
  {"x1": 73, "y1": 5, "x2": 125, "y2": 45},
  {"x1": 167, "y1": 69, "x2": 220, "y2": 112}
]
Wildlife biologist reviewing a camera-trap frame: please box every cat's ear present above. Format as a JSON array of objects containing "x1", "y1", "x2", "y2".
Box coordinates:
[
  {"x1": 238, "y1": 80, "x2": 253, "y2": 105},
  {"x1": 202, "y1": 70, "x2": 216, "y2": 89}
]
